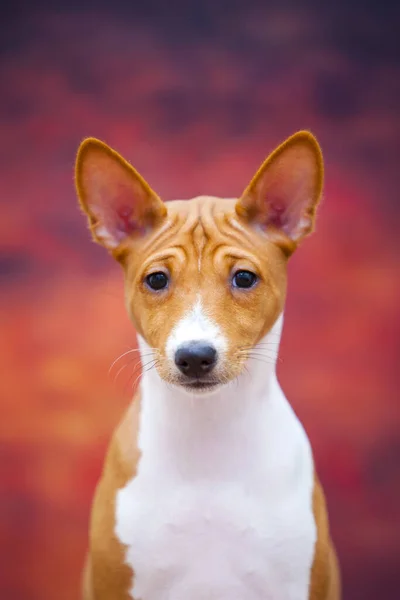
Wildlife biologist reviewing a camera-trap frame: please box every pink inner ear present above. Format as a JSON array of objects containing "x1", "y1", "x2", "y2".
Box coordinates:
[
  {"x1": 256, "y1": 165, "x2": 312, "y2": 237},
  {"x1": 267, "y1": 200, "x2": 287, "y2": 228},
  {"x1": 265, "y1": 196, "x2": 304, "y2": 235},
  {"x1": 95, "y1": 183, "x2": 147, "y2": 242},
  {"x1": 105, "y1": 202, "x2": 145, "y2": 240},
  {"x1": 115, "y1": 205, "x2": 137, "y2": 234}
]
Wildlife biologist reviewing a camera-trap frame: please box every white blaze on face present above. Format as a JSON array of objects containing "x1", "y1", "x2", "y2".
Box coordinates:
[{"x1": 166, "y1": 297, "x2": 227, "y2": 364}]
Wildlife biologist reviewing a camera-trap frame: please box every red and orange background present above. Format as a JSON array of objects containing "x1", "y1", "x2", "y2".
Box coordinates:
[{"x1": 1, "y1": 2, "x2": 399, "y2": 599}]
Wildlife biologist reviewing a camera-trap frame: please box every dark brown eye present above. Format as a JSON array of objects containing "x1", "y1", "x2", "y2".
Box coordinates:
[
  {"x1": 232, "y1": 270, "x2": 257, "y2": 289},
  {"x1": 146, "y1": 272, "x2": 169, "y2": 291}
]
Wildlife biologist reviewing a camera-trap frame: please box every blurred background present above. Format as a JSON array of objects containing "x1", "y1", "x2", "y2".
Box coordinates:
[{"x1": 1, "y1": 0, "x2": 399, "y2": 598}]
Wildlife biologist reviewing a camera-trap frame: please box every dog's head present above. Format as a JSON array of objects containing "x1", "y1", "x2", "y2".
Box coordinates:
[{"x1": 75, "y1": 132, "x2": 323, "y2": 394}]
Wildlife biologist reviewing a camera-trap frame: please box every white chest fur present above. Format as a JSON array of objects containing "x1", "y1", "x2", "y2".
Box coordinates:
[{"x1": 115, "y1": 327, "x2": 316, "y2": 600}]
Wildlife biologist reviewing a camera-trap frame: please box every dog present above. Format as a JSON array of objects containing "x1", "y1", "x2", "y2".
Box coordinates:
[{"x1": 75, "y1": 131, "x2": 340, "y2": 600}]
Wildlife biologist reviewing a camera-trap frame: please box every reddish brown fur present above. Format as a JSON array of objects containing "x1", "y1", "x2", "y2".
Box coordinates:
[
  {"x1": 119, "y1": 197, "x2": 288, "y2": 386},
  {"x1": 82, "y1": 393, "x2": 340, "y2": 600},
  {"x1": 76, "y1": 132, "x2": 340, "y2": 600},
  {"x1": 82, "y1": 400, "x2": 140, "y2": 600}
]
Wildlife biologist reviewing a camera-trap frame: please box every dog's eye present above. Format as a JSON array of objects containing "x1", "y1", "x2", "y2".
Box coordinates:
[
  {"x1": 146, "y1": 272, "x2": 169, "y2": 291},
  {"x1": 232, "y1": 270, "x2": 257, "y2": 289}
]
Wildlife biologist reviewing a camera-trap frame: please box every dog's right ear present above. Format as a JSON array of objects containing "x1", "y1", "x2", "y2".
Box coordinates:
[{"x1": 75, "y1": 138, "x2": 166, "y2": 251}]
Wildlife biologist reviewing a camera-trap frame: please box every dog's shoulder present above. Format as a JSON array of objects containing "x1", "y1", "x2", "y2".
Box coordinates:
[
  {"x1": 310, "y1": 474, "x2": 341, "y2": 600},
  {"x1": 111, "y1": 394, "x2": 142, "y2": 484},
  {"x1": 86, "y1": 394, "x2": 141, "y2": 600}
]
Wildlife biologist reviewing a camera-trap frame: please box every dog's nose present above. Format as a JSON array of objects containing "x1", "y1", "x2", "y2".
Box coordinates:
[{"x1": 174, "y1": 342, "x2": 217, "y2": 378}]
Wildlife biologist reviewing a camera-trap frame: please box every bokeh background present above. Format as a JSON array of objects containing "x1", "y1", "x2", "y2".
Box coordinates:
[{"x1": 1, "y1": 1, "x2": 399, "y2": 598}]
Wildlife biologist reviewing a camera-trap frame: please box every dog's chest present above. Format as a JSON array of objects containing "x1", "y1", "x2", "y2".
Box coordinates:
[
  {"x1": 116, "y1": 465, "x2": 315, "y2": 600},
  {"x1": 115, "y1": 375, "x2": 316, "y2": 600}
]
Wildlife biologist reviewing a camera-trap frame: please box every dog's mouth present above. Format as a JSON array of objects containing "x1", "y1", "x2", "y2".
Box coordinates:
[{"x1": 178, "y1": 378, "x2": 223, "y2": 394}]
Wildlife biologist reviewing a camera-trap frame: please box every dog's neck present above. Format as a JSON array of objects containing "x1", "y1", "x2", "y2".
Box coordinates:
[{"x1": 135, "y1": 314, "x2": 306, "y2": 483}]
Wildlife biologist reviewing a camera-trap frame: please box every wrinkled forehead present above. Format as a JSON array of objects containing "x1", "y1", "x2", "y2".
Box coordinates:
[
  {"x1": 166, "y1": 195, "x2": 237, "y2": 229},
  {"x1": 133, "y1": 195, "x2": 267, "y2": 267}
]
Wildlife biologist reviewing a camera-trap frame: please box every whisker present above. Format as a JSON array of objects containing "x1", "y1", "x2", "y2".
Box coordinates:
[
  {"x1": 254, "y1": 342, "x2": 281, "y2": 347},
  {"x1": 249, "y1": 355, "x2": 283, "y2": 366},
  {"x1": 132, "y1": 360, "x2": 159, "y2": 391},
  {"x1": 109, "y1": 341, "x2": 159, "y2": 370},
  {"x1": 238, "y1": 346, "x2": 280, "y2": 354},
  {"x1": 237, "y1": 351, "x2": 279, "y2": 361},
  {"x1": 250, "y1": 352, "x2": 283, "y2": 364},
  {"x1": 128, "y1": 358, "x2": 158, "y2": 393},
  {"x1": 112, "y1": 352, "x2": 159, "y2": 384},
  {"x1": 108, "y1": 347, "x2": 152, "y2": 374},
  {"x1": 125, "y1": 359, "x2": 148, "y2": 392},
  {"x1": 244, "y1": 352, "x2": 279, "y2": 360},
  {"x1": 113, "y1": 359, "x2": 138, "y2": 384},
  {"x1": 109, "y1": 354, "x2": 155, "y2": 383},
  {"x1": 238, "y1": 342, "x2": 280, "y2": 351},
  {"x1": 247, "y1": 357, "x2": 275, "y2": 365}
]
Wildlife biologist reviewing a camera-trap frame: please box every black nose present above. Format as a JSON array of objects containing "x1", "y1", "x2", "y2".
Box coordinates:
[{"x1": 175, "y1": 342, "x2": 217, "y2": 378}]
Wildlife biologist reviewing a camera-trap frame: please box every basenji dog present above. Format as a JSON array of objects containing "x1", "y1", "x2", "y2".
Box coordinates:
[{"x1": 75, "y1": 131, "x2": 340, "y2": 600}]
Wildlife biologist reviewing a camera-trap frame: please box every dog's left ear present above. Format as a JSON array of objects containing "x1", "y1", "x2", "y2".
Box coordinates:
[
  {"x1": 75, "y1": 138, "x2": 166, "y2": 251},
  {"x1": 235, "y1": 131, "x2": 323, "y2": 252}
]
